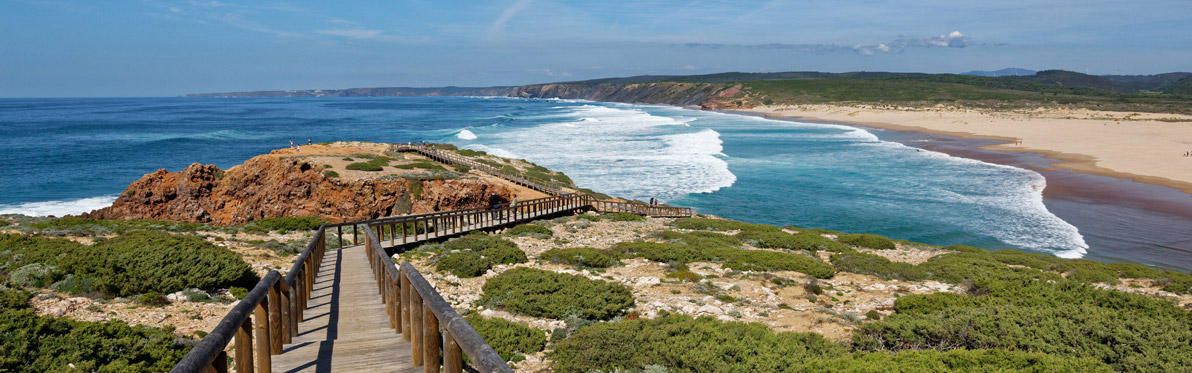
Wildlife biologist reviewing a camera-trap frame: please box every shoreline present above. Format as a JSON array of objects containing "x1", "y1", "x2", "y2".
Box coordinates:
[{"x1": 734, "y1": 105, "x2": 1192, "y2": 196}]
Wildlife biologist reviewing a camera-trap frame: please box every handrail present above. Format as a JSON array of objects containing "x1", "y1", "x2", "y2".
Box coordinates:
[
  {"x1": 172, "y1": 228, "x2": 326, "y2": 373},
  {"x1": 365, "y1": 226, "x2": 513, "y2": 372},
  {"x1": 394, "y1": 144, "x2": 567, "y2": 196},
  {"x1": 174, "y1": 185, "x2": 692, "y2": 371}
]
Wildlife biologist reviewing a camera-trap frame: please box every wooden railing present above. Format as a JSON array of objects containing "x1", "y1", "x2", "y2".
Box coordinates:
[
  {"x1": 365, "y1": 226, "x2": 512, "y2": 372},
  {"x1": 171, "y1": 226, "x2": 328, "y2": 373},
  {"x1": 174, "y1": 193, "x2": 692, "y2": 372},
  {"x1": 393, "y1": 144, "x2": 567, "y2": 196}
]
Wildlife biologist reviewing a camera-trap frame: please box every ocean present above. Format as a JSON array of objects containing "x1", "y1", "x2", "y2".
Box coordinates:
[{"x1": 2, "y1": 97, "x2": 1189, "y2": 271}]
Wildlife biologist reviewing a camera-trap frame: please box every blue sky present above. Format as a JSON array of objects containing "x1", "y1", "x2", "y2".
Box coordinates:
[{"x1": 2, "y1": 0, "x2": 1189, "y2": 97}]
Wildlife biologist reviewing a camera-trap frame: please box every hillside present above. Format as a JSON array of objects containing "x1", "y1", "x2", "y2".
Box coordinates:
[{"x1": 188, "y1": 70, "x2": 1192, "y2": 114}]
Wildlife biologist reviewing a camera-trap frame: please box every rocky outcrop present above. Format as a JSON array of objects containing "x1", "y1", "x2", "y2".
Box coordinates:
[{"x1": 82, "y1": 156, "x2": 514, "y2": 225}]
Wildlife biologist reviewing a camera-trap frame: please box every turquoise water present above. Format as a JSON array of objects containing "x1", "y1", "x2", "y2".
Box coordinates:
[{"x1": 1, "y1": 97, "x2": 1086, "y2": 259}]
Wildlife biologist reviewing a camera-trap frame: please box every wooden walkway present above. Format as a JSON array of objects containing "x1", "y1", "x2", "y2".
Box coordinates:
[{"x1": 272, "y1": 245, "x2": 420, "y2": 373}]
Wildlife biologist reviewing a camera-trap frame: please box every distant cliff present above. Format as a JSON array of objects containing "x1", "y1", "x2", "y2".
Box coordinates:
[{"x1": 188, "y1": 82, "x2": 736, "y2": 108}]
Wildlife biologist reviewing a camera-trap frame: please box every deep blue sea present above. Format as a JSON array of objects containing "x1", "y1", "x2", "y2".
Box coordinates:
[{"x1": 3, "y1": 97, "x2": 1190, "y2": 270}]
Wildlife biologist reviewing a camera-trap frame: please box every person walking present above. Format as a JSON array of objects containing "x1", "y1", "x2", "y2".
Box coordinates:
[{"x1": 488, "y1": 193, "x2": 502, "y2": 220}]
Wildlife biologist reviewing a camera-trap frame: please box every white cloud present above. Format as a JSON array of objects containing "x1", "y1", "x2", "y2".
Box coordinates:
[
  {"x1": 487, "y1": 0, "x2": 534, "y2": 38},
  {"x1": 317, "y1": 28, "x2": 385, "y2": 39}
]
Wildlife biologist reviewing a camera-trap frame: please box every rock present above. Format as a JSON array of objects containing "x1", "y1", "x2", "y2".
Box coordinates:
[
  {"x1": 697, "y1": 305, "x2": 723, "y2": 315},
  {"x1": 80, "y1": 151, "x2": 516, "y2": 225},
  {"x1": 634, "y1": 277, "x2": 660, "y2": 288},
  {"x1": 480, "y1": 309, "x2": 498, "y2": 318},
  {"x1": 47, "y1": 306, "x2": 69, "y2": 317}
]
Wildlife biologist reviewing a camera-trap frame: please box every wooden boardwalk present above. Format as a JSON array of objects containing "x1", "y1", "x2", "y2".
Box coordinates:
[{"x1": 272, "y1": 244, "x2": 420, "y2": 373}]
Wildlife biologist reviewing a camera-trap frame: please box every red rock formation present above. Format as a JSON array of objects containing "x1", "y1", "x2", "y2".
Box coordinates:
[{"x1": 82, "y1": 156, "x2": 513, "y2": 225}]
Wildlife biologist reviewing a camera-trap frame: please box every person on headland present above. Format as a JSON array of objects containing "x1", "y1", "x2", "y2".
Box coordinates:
[
  {"x1": 295, "y1": 145, "x2": 300, "y2": 153},
  {"x1": 290, "y1": 139, "x2": 294, "y2": 148},
  {"x1": 307, "y1": 138, "x2": 312, "y2": 145}
]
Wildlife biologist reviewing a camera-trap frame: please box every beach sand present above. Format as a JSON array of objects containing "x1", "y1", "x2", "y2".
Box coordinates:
[{"x1": 741, "y1": 105, "x2": 1192, "y2": 194}]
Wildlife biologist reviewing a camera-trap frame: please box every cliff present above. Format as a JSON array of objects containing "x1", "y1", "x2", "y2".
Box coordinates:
[{"x1": 81, "y1": 143, "x2": 522, "y2": 225}]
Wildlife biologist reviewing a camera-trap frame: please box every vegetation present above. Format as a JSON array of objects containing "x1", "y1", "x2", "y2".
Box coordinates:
[
  {"x1": 456, "y1": 149, "x2": 487, "y2": 157},
  {"x1": 479, "y1": 267, "x2": 633, "y2": 320},
  {"x1": 345, "y1": 156, "x2": 394, "y2": 171},
  {"x1": 463, "y1": 313, "x2": 546, "y2": 361},
  {"x1": 323, "y1": 170, "x2": 339, "y2": 178},
  {"x1": 613, "y1": 240, "x2": 835, "y2": 279},
  {"x1": 830, "y1": 251, "x2": 925, "y2": 281},
  {"x1": 506, "y1": 224, "x2": 553, "y2": 238},
  {"x1": 241, "y1": 216, "x2": 326, "y2": 233},
  {"x1": 0, "y1": 289, "x2": 191, "y2": 372},
  {"x1": 738, "y1": 230, "x2": 851, "y2": 253},
  {"x1": 550, "y1": 313, "x2": 843, "y2": 372},
  {"x1": 674, "y1": 217, "x2": 781, "y2": 232},
  {"x1": 0, "y1": 232, "x2": 257, "y2": 297},
  {"x1": 434, "y1": 234, "x2": 527, "y2": 278},
  {"x1": 855, "y1": 277, "x2": 1192, "y2": 372},
  {"x1": 838, "y1": 233, "x2": 897, "y2": 250},
  {"x1": 604, "y1": 213, "x2": 644, "y2": 222},
  {"x1": 539, "y1": 247, "x2": 620, "y2": 268}
]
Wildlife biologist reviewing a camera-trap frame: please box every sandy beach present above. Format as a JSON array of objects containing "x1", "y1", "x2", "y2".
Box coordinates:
[{"x1": 742, "y1": 105, "x2": 1192, "y2": 194}]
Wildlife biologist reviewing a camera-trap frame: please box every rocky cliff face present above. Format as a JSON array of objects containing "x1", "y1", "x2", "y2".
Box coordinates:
[{"x1": 82, "y1": 156, "x2": 514, "y2": 225}]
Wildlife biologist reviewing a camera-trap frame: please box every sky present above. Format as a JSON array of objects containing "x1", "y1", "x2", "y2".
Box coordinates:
[{"x1": 1, "y1": 0, "x2": 1190, "y2": 97}]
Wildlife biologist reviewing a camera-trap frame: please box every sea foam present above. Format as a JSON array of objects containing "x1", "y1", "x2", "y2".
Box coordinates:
[
  {"x1": 456, "y1": 129, "x2": 478, "y2": 140},
  {"x1": 0, "y1": 195, "x2": 118, "y2": 217}
]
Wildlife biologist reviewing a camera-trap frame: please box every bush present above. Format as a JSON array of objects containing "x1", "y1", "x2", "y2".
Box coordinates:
[
  {"x1": 456, "y1": 149, "x2": 487, "y2": 157},
  {"x1": 137, "y1": 292, "x2": 169, "y2": 307},
  {"x1": 540, "y1": 247, "x2": 620, "y2": 268},
  {"x1": 506, "y1": 224, "x2": 553, "y2": 238},
  {"x1": 838, "y1": 233, "x2": 897, "y2": 250},
  {"x1": 229, "y1": 286, "x2": 248, "y2": 300},
  {"x1": 323, "y1": 170, "x2": 339, "y2": 178},
  {"x1": 793, "y1": 349, "x2": 1111, "y2": 372},
  {"x1": 674, "y1": 218, "x2": 781, "y2": 233},
  {"x1": 856, "y1": 278, "x2": 1192, "y2": 372},
  {"x1": 479, "y1": 268, "x2": 633, "y2": 320},
  {"x1": 831, "y1": 251, "x2": 925, "y2": 281},
  {"x1": 660, "y1": 231, "x2": 740, "y2": 249},
  {"x1": 242, "y1": 216, "x2": 326, "y2": 233},
  {"x1": 0, "y1": 289, "x2": 31, "y2": 310},
  {"x1": 10, "y1": 263, "x2": 64, "y2": 288},
  {"x1": 393, "y1": 161, "x2": 447, "y2": 171},
  {"x1": 605, "y1": 213, "x2": 645, "y2": 222},
  {"x1": 90, "y1": 232, "x2": 257, "y2": 296},
  {"x1": 613, "y1": 241, "x2": 835, "y2": 279},
  {"x1": 0, "y1": 308, "x2": 191, "y2": 371},
  {"x1": 575, "y1": 214, "x2": 602, "y2": 222},
  {"x1": 463, "y1": 313, "x2": 547, "y2": 361},
  {"x1": 738, "y1": 231, "x2": 851, "y2": 252},
  {"x1": 26, "y1": 217, "x2": 209, "y2": 236},
  {"x1": 915, "y1": 250, "x2": 1061, "y2": 285},
  {"x1": 435, "y1": 234, "x2": 527, "y2": 277},
  {"x1": 550, "y1": 313, "x2": 843, "y2": 372}
]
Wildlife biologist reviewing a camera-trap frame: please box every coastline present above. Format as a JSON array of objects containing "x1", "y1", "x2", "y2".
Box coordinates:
[{"x1": 735, "y1": 105, "x2": 1192, "y2": 195}]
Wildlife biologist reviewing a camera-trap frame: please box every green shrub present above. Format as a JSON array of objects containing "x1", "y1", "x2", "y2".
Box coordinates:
[
  {"x1": 323, "y1": 170, "x2": 339, "y2": 178},
  {"x1": 738, "y1": 230, "x2": 851, "y2": 252},
  {"x1": 456, "y1": 149, "x2": 487, "y2": 157},
  {"x1": 242, "y1": 216, "x2": 326, "y2": 233},
  {"x1": 793, "y1": 349, "x2": 1112, "y2": 372},
  {"x1": 0, "y1": 308, "x2": 190, "y2": 371},
  {"x1": 839, "y1": 233, "x2": 897, "y2": 250},
  {"x1": 88, "y1": 231, "x2": 257, "y2": 296},
  {"x1": 229, "y1": 286, "x2": 248, "y2": 299},
  {"x1": 463, "y1": 313, "x2": 547, "y2": 361},
  {"x1": 345, "y1": 156, "x2": 393, "y2": 171},
  {"x1": 506, "y1": 224, "x2": 553, "y2": 238},
  {"x1": 605, "y1": 213, "x2": 645, "y2": 222},
  {"x1": 137, "y1": 292, "x2": 169, "y2": 307},
  {"x1": 394, "y1": 161, "x2": 447, "y2": 171},
  {"x1": 722, "y1": 250, "x2": 835, "y2": 278},
  {"x1": 916, "y1": 250, "x2": 1061, "y2": 284},
  {"x1": 540, "y1": 247, "x2": 619, "y2": 268},
  {"x1": 0, "y1": 289, "x2": 31, "y2": 310},
  {"x1": 831, "y1": 251, "x2": 925, "y2": 281},
  {"x1": 435, "y1": 234, "x2": 527, "y2": 277},
  {"x1": 614, "y1": 241, "x2": 834, "y2": 278},
  {"x1": 660, "y1": 231, "x2": 740, "y2": 249},
  {"x1": 550, "y1": 313, "x2": 843, "y2": 372},
  {"x1": 479, "y1": 268, "x2": 633, "y2": 320},
  {"x1": 26, "y1": 217, "x2": 209, "y2": 236},
  {"x1": 856, "y1": 278, "x2": 1192, "y2": 372},
  {"x1": 674, "y1": 218, "x2": 781, "y2": 232},
  {"x1": 10, "y1": 263, "x2": 64, "y2": 288}
]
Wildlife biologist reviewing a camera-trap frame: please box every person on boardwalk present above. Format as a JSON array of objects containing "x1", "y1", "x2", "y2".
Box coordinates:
[{"x1": 488, "y1": 193, "x2": 502, "y2": 220}]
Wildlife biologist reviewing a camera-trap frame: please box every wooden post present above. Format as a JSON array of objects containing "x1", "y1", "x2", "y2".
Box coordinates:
[
  {"x1": 293, "y1": 272, "x2": 304, "y2": 322},
  {"x1": 411, "y1": 288, "x2": 424, "y2": 366},
  {"x1": 280, "y1": 283, "x2": 292, "y2": 344},
  {"x1": 402, "y1": 221, "x2": 408, "y2": 244},
  {"x1": 268, "y1": 283, "x2": 282, "y2": 355},
  {"x1": 401, "y1": 273, "x2": 411, "y2": 341},
  {"x1": 393, "y1": 276, "x2": 402, "y2": 334},
  {"x1": 385, "y1": 278, "x2": 395, "y2": 328},
  {"x1": 424, "y1": 302, "x2": 441, "y2": 373},
  {"x1": 254, "y1": 303, "x2": 271, "y2": 372},
  {"x1": 445, "y1": 333, "x2": 462, "y2": 373},
  {"x1": 337, "y1": 226, "x2": 343, "y2": 249},
  {"x1": 235, "y1": 318, "x2": 254, "y2": 373},
  {"x1": 352, "y1": 224, "x2": 358, "y2": 245},
  {"x1": 211, "y1": 349, "x2": 229, "y2": 373}
]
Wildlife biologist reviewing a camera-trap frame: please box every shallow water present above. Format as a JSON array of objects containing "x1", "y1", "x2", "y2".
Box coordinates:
[{"x1": 4, "y1": 96, "x2": 1186, "y2": 270}]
